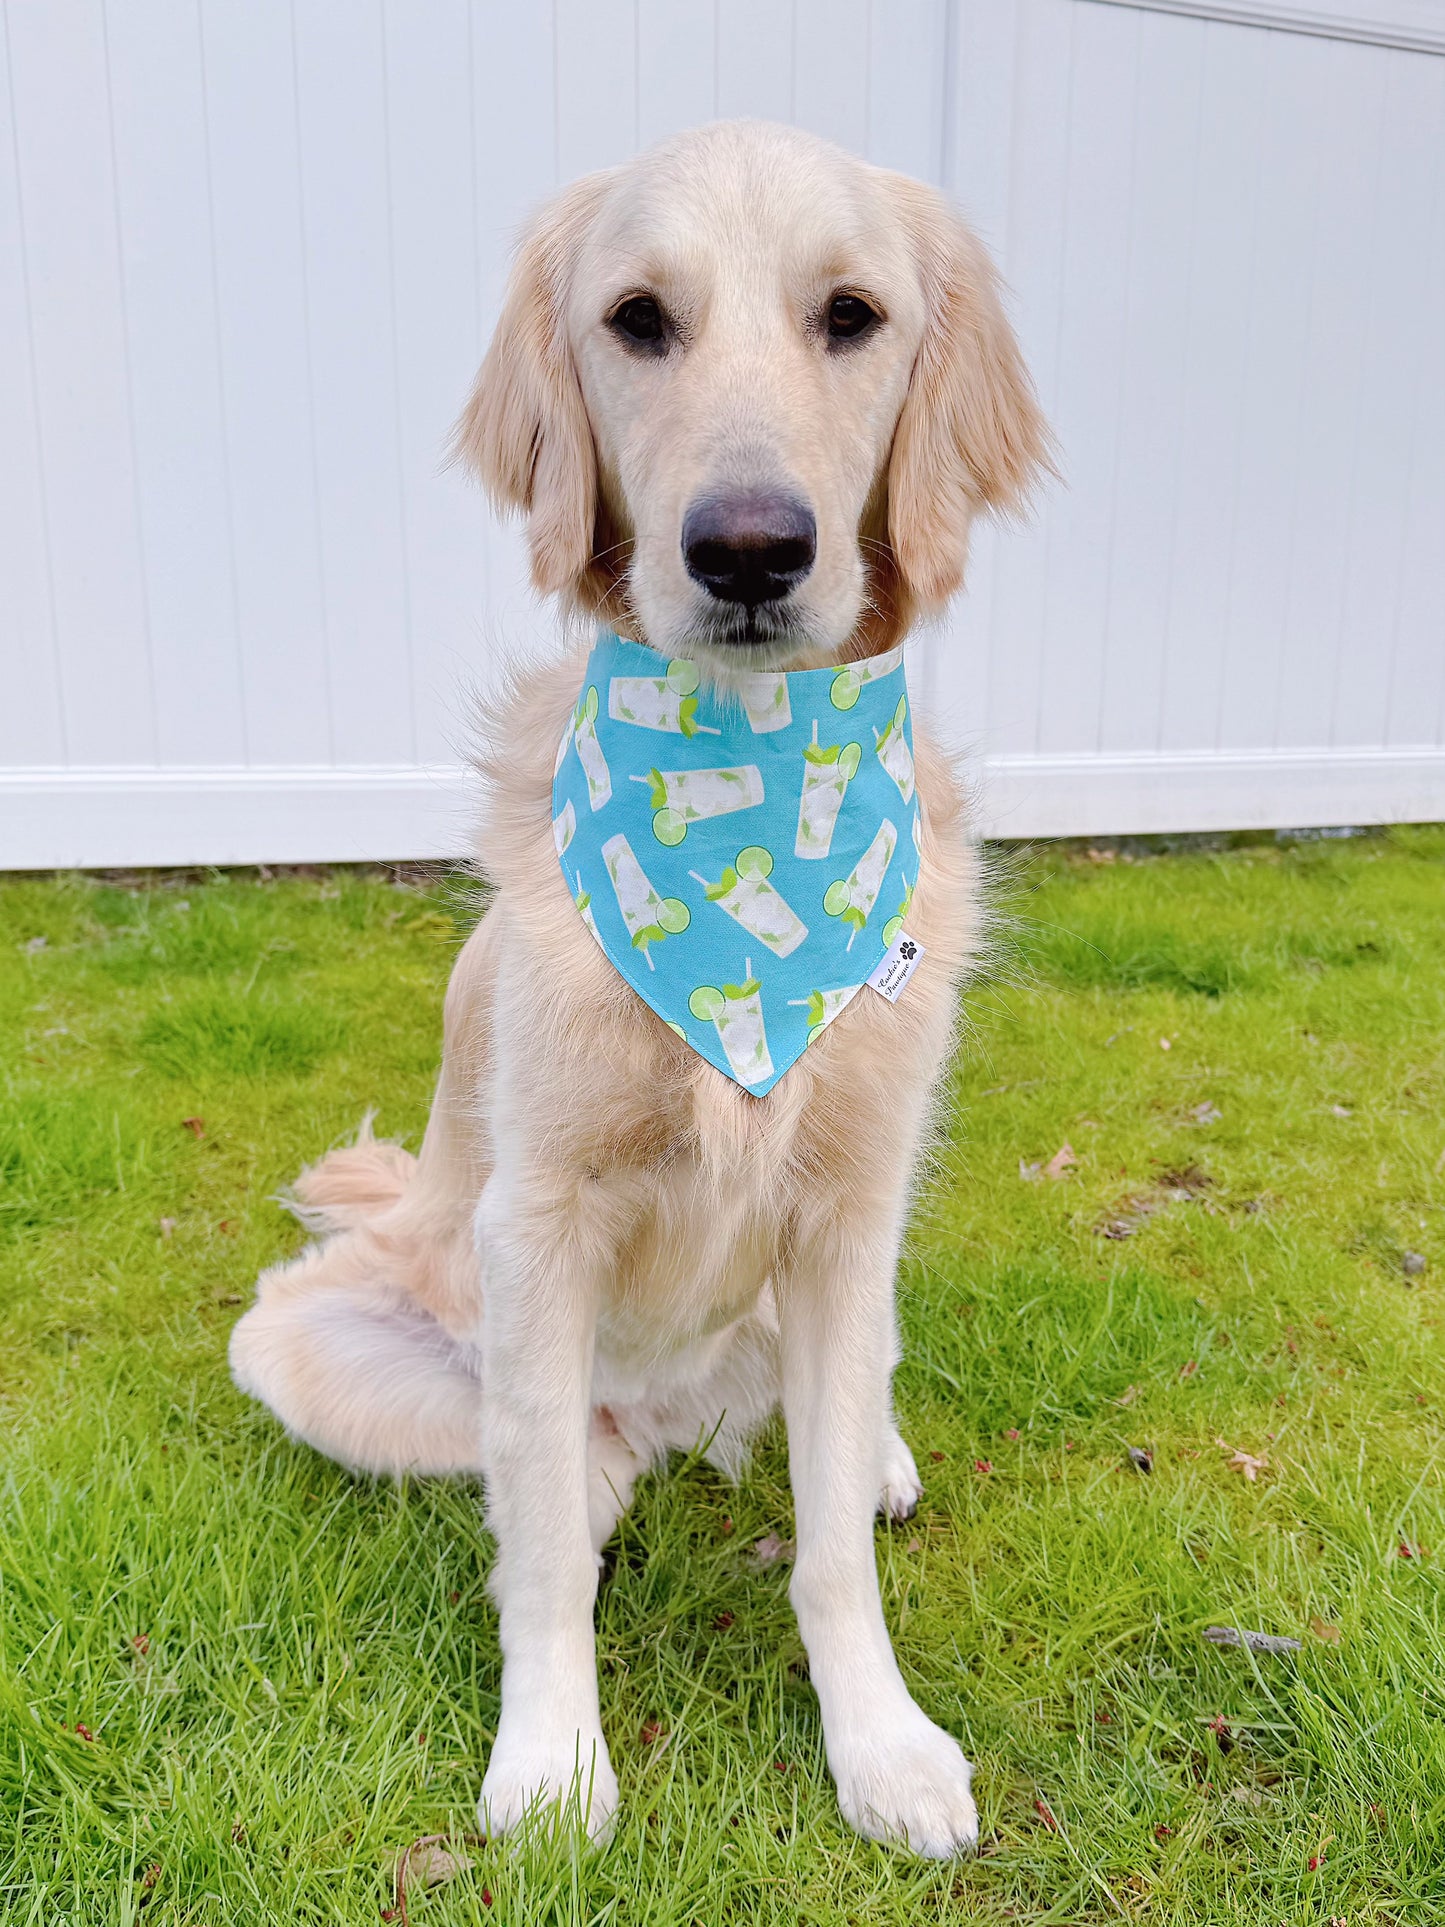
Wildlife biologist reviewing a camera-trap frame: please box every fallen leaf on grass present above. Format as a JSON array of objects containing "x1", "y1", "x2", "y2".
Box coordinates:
[
  {"x1": 1216, "y1": 1439, "x2": 1269, "y2": 1481},
  {"x1": 181, "y1": 1117, "x2": 205, "y2": 1139},
  {"x1": 382, "y1": 1836, "x2": 480, "y2": 1925},
  {"x1": 1033, "y1": 1798, "x2": 1058, "y2": 1831},
  {"x1": 1309, "y1": 1617, "x2": 1341, "y2": 1644},
  {"x1": 1043, "y1": 1142, "x2": 1078, "y2": 1180},
  {"x1": 1204, "y1": 1626, "x2": 1302, "y2": 1654},
  {"x1": 1180, "y1": 1359, "x2": 1199, "y2": 1378},
  {"x1": 748, "y1": 1533, "x2": 794, "y2": 1568},
  {"x1": 1110, "y1": 1384, "x2": 1140, "y2": 1408}
]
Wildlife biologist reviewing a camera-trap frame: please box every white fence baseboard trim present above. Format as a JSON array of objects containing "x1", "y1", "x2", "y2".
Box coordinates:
[
  {"x1": 4, "y1": 748, "x2": 1442, "y2": 869},
  {"x1": 979, "y1": 747, "x2": 1445, "y2": 840}
]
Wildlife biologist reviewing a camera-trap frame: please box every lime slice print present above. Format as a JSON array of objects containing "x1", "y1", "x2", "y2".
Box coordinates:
[
  {"x1": 735, "y1": 845, "x2": 773, "y2": 879},
  {"x1": 689, "y1": 985, "x2": 725, "y2": 1021},
  {"x1": 666, "y1": 659, "x2": 700, "y2": 695},
  {"x1": 653, "y1": 807, "x2": 687, "y2": 846},
  {"x1": 882, "y1": 914, "x2": 902, "y2": 944},
  {"x1": 838, "y1": 741, "x2": 862, "y2": 780},
  {"x1": 657, "y1": 897, "x2": 690, "y2": 934},
  {"x1": 823, "y1": 879, "x2": 852, "y2": 917},
  {"x1": 830, "y1": 668, "x2": 861, "y2": 711},
  {"x1": 582, "y1": 685, "x2": 599, "y2": 722},
  {"x1": 665, "y1": 1020, "x2": 687, "y2": 1039}
]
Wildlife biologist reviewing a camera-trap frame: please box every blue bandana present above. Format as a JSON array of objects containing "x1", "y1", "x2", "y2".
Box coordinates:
[{"x1": 552, "y1": 632, "x2": 921, "y2": 1095}]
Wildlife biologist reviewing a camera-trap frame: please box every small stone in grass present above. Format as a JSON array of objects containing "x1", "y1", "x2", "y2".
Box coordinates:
[
  {"x1": 1204, "y1": 1626, "x2": 1302, "y2": 1654},
  {"x1": 1401, "y1": 1250, "x2": 1427, "y2": 1278}
]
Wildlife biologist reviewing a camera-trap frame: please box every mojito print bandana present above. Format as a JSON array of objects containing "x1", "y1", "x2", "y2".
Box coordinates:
[{"x1": 552, "y1": 632, "x2": 921, "y2": 1096}]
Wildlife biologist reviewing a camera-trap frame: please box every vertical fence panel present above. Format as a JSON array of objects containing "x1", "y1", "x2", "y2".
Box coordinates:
[
  {"x1": 107, "y1": 0, "x2": 246, "y2": 767},
  {"x1": 200, "y1": 0, "x2": 333, "y2": 766},
  {"x1": 7, "y1": 0, "x2": 155, "y2": 766},
  {"x1": 0, "y1": 8, "x2": 64, "y2": 767}
]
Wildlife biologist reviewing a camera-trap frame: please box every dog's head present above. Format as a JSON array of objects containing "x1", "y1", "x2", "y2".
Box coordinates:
[{"x1": 456, "y1": 121, "x2": 1050, "y2": 668}]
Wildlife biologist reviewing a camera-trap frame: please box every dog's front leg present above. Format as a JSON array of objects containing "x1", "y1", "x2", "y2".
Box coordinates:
[
  {"x1": 474, "y1": 1173, "x2": 617, "y2": 1843},
  {"x1": 780, "y1": 1207, "x2": 977, "y2": 1858}
]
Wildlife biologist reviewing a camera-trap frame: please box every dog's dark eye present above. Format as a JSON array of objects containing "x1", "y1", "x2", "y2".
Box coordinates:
[
  {"x1": 826, "y1": 294, "x2": 879, "y2": 343},
  {"x1": 610, "y1": 296, "x2": 666, "y2": 348}
]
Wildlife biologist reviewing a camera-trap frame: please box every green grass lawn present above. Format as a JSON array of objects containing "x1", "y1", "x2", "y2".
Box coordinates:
[{"x1": 2, "y1": 832, "x2": 1443, "y2": 1926}]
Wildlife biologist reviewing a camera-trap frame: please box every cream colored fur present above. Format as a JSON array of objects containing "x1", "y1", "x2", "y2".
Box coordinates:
[{"x1": 230, "y1": 120, "x2": 1047, "y2": 1858}]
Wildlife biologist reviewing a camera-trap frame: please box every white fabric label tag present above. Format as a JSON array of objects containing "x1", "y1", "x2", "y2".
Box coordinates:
[{"x1": 866, "y1": 928, "x2": 924, "y2": 1004}]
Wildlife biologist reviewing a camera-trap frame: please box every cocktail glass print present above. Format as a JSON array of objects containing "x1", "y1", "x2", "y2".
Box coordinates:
[
  {"x1": 823, "y1": 819, "x2": 898, "y2": 950},
  {"x1": 881, "y1": 873, "x2": 914, "y2": 945},
  {"x1": 691, "y1": 846, "x2": 808, "y2": 959},
  {"x1": 553, "y1": 799, "x2": 576, "y2": 857},
  {"x1": 788, "y1": 982, "x2": 863, "y2": 1045},
  {"x1": 738, "y1": 671, "x2": 792, "y2": 733},
  {"x1": 601, "y1": 834, "x2": 690, "y2": 969},
  {"x1": 794, "y1": 723, "x2": 862, "y2": 859},
  {"x1": 827, "y1": 644, "x2": 905, "y2": 713},
  {"x1": 571, "y1": 871, "x2": 604, "y2": 950},
  {"x1": 571, "y1": 686, "x2": 612, "y2": 810},
  {"x1": 873, "y1": 695, "x2": 915, "y2": 804},
  {"x1": 608, "y1": 658, "x2": 720, "y2": 737},
  {"x1": 633, "y1": 763, "x2": 765, "y2": 846},
  {"x1": 689, "y1": 963, "x2": 773, "y2": 1087}
]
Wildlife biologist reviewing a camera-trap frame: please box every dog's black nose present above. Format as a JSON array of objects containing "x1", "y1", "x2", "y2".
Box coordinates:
[{"x1": 682, "y1": 493, "x2": 816, "y2": 606}]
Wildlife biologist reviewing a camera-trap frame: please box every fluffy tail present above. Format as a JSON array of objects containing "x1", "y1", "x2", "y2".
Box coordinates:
[
  {"x1": 231, "y1": 1117, "x2": 483, "y2": 1478},
  {"x1": 283, "y1": 1113, "x2": 416, "y2": 1234}
]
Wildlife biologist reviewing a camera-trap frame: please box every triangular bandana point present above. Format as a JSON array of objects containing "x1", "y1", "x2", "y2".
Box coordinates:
[{"x1": 553, "y1": 633, "x2": 921, "y2": 1094}]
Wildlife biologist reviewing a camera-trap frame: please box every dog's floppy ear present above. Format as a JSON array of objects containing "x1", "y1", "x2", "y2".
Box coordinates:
[
  {"x1": 452, "y1": 177, "x2": 607, "y2": 604},
  {"x1": 884, "y1": 178, "x2": 1052, "y2": 612}
]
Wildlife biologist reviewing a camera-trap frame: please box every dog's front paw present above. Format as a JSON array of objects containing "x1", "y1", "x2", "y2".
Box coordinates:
[
  {"x1": 831, "y1": 1708, "x2": 977, "y2": 1858},
  {"x1": 478, "y1": 1729, "x2": 618, "y2": 1845},
  {"x1": 878, "y1": 1428, "x2": 924, "y2": 1522}
]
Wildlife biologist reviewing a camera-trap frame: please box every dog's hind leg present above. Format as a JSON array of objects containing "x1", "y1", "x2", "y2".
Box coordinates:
[{"x1": 879, "y1": 1423, "x2": 924, "y2": 1522}]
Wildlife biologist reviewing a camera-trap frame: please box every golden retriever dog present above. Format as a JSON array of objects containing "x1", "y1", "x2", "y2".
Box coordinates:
[{"x1": 230, "y1": 120, "x2": 1047, "y2": 1857}]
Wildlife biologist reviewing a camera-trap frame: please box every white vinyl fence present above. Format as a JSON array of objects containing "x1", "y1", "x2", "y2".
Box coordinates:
[{"x1": 2, "y1": 0, "x2": 1442, "y2": 868}]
